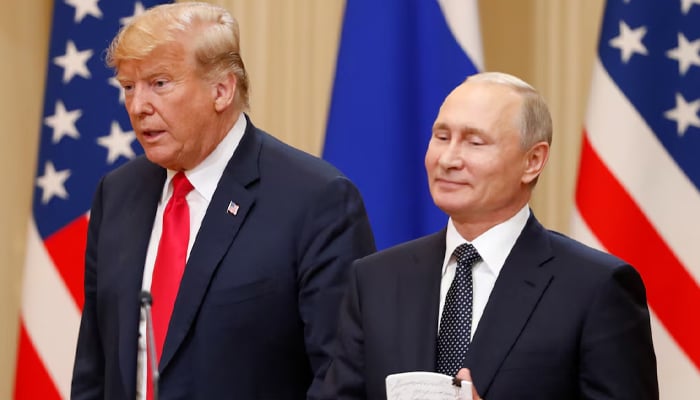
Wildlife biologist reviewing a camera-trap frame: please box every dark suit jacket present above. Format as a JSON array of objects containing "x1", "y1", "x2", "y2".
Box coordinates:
[
  {"x1": 325, "y1": 214, "x2": 658, "y2": 400},
  {"x1": 71, "y1": 117, "x2": 376, "y2": 399}
]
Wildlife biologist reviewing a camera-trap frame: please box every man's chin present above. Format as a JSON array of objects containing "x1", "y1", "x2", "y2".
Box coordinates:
[
  {"x1": 433, "y1": 200, "x2": 472, "y2": 218},
  {"x1": 144, "y1": 151, "x2": 180, "y2": 170}
]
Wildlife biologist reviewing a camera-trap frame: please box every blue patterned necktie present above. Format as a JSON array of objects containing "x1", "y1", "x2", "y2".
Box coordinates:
[{"x1": 436, "y1": 243, "x2": 482, "y2": 376}]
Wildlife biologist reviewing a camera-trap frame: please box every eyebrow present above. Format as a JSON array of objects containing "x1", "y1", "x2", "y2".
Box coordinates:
[
  {"x1": 432, "y1": 122, "x2": 485, "y2": 137},
  {"x1": 116, "y1": 62, "x2": 177, "y2": 80}
]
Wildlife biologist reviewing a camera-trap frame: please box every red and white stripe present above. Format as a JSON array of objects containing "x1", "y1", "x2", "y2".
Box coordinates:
[
  {"x1": 572, "y1": 59, "x2": 700, "y2": 398},
  {"x1": 14, "y1": 215, "x2": 88, "y2": 399}
]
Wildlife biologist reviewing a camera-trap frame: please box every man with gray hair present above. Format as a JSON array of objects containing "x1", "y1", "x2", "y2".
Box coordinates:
[
  {"x1": 325, "y1": 72, "x2": 658, "y2": 399},
  {"x1": 71, "y1": 2, "x2": 375, "y2": 399}
]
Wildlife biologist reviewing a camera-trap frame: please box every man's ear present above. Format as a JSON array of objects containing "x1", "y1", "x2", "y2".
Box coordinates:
[
  {"x1": 214, "y1": 73, "x2": 236, "y2": 112},
  {"x1": 522, "y1": 141, "x2": 549, "y2": 185}
]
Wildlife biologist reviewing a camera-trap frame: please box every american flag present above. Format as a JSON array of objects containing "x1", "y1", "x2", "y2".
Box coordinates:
[
  {"x1": 14, "y1": 1, "x2": 168, "y2": 398},
  {"x1": 572, "y1": 0, "x2": 700, "y2": 396},
  {"x1": 227, "y1": 201, "x2": 240, "y2": 216}
]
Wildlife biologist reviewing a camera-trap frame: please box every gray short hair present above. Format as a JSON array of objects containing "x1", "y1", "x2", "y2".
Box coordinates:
[{"x1": 466, "y1": 72, "x2": 552, "y2": 149}]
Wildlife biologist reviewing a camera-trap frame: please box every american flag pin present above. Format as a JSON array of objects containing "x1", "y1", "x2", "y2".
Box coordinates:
[{"x1": 227, "y1": 201, "x2": 240, "y2": 216}]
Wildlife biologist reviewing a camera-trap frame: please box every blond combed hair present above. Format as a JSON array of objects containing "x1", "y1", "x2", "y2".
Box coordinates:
[{"x1": 106, "y1": 2, "x2": 250, "y2": 110}]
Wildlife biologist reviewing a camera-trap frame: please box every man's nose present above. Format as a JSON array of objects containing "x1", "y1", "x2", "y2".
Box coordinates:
[
  {"x1": 438, "y1": 140, "x2": 464, "y2": 169},
  {"x1": 128, "y1": 86, "x2": 154, "y2": 116}
]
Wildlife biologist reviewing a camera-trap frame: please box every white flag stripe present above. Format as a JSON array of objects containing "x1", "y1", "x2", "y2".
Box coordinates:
[
  {"x1": 569, "y1": 208, "x2": 600, "y2": 251},
  {"x1": 437, "y1": 0, "x2": 484, "y2": 71},
  {"x1": 585, "y1": 59, "x2": 700, "y2": 282},
  {"x1": 570, "y1": 208, "x2": 700, "y2": 399},
  {"x1": 21, "y1": 219, "x2": 81, "y2": 399},
  {"x1": 649, "y1": 311, "x2": 700, "y2": 399}
]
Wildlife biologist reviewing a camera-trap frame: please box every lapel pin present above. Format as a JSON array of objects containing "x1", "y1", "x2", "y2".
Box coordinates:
[{"x1": 227, "y1": 200, "x2": 240, "y2": 216}]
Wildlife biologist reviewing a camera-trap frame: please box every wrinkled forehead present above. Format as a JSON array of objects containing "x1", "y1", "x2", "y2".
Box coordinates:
[
  {"x1": 444, "y1": 82, "x2": 520, "y2": 114},
  {"x1": 436, "y1": 82, "x2": 523, "y2": 131}
]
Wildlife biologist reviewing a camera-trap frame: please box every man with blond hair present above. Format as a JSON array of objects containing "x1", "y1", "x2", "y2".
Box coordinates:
[{"x1": 71, "y1": 3, "x2": 375, "y2": 399}]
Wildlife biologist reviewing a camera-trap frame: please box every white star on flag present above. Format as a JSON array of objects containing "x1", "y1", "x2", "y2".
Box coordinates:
[
  {"x1": 97, "y1": 121, "x2": 137, "y2": 164},
  {"x1": 664, "y1": 93, "x2": 700, "y2": 136},
  {"x1": 36, "y1": 161, "x2": 71, "y2": 204},
  {"x1": 609, "y1": 20, "x2": 648, "y2": 63},
  {"x1": 53, "y1": 40, "x2": 93, "y2": 84},
  {"x1": 666, "y1": 33, "x2": 700, "y2": 75},
  {"x1": 108, "y1": 76, "x2": 125, "y2": 104},
  {"x1": 64, "y1": 0, "x2": 103, "y2": 23},
  {"x1": 120, "y1": 2, "x2": 146, "y2": 26},
  {"x1": 681, "y1": 0, "x2": 700, "y2": 14},
  {"x1": 44, "y1": 100, "x2": 82, "y2": 143}
]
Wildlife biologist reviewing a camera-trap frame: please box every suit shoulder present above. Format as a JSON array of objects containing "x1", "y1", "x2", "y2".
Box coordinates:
[
  {"x1": 102, "y1": 155, "x2": 156, "y2": 178},
  {"x1": 354, "y1": 232, "x2": 444, "y2": 274},
  {"x1": 99, "y1": 156, "x2": 162, "y2": 189},
  {"x1": 257, "y1": 129, "x2": 343, "y2": 182},
  {"x1": 546, "y1": 229, "x2": 634, "y2": 276}
]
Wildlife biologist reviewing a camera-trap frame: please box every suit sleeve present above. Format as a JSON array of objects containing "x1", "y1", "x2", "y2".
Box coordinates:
[
  {"x1": 579, "y1": 263, "x2": 659, "y2": 399},
  {"x1": 296, "y1": 176, "x2": 376, "y2": 400},
  {"x1": 323, "y1": 260, "x2": 368, "y2": 400},
  {"x1": 71, "y1": 178, "x2": 106, "y2": 400}
]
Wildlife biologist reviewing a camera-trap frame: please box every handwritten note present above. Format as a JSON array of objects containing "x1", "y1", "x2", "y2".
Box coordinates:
[{"x1": 385, "y1": 371, "x2": 472, "y2": 400}]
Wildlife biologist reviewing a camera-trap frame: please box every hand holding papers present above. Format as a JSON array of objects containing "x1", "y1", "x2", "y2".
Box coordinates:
[{"x1": 386, "y1": 371, "x2": 472, "y2": 400}]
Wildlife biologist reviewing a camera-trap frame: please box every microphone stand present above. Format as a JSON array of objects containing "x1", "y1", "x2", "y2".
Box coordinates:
[{"x1": 140, "y1": 291, "x2": 159, "y2": 400}]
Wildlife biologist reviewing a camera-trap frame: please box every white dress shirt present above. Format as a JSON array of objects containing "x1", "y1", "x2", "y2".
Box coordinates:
[
  {"x1": 438, "y1": 205, "x2": 530, "y2": 340},
  {"x1": 136, "y1": 113, "x2": 246, "y2": 399}
]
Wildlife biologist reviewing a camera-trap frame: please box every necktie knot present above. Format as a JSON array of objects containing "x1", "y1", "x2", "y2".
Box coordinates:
[
  {"x1": 454, "y1": 243, "x2": 481, "y2": 271},
  {"x1": 171, "y1": 172, "x2": 193, "y2": 200}
]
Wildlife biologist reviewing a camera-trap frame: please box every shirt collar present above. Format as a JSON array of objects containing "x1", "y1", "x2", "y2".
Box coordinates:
[
  {"x1": 442, "y1": 205, "x2": 530, "y2": 277},
  {"x1": 160, "y1": 113, "x2": 246, "y2": 203}
]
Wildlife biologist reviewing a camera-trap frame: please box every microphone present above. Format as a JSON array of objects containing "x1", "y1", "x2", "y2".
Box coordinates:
[{"x1": 140, "y1": 290, "x2": 159, "y2": 400}]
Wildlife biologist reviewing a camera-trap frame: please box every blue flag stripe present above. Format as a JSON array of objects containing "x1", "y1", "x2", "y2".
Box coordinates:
[{"x1": 324, "y1": 0, "x2": 481, "y2": 250}]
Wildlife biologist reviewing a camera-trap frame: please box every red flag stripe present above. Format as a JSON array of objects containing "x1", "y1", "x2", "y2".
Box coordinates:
[
  {"x1": 44, "y1": 215, "x2": 88, "y2": 310},
  {"x1": 575, "y1": 132, "x2": 700, "y2": 370},
  {"x1": 13, "y1": 321, "x2": 62, "y2": 399},
  {"x1": 20, "y1": 219, "x2": 82, "y2": 398},
  {"x1": 584, "y1": 60, "x2": 700, "y2": 277}
]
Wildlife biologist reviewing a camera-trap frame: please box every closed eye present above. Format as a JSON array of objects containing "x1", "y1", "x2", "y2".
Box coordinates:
[{"x1": 433, "y1": 130, "x2": 450, "y2": 141}]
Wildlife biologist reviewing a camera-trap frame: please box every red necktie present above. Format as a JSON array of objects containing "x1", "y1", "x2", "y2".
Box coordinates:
[{"x1": 148, "y1": 172, "x2": 193, "y2": 400}]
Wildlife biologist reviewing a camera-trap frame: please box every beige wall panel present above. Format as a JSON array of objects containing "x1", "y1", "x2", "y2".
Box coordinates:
[
  {"x1": 480, "y1": 0, "x2": 536, "y2": 82},
  {"x1": 529, "y1": 0, "x2": 605, "y2": 234},
  {"x1": 0, "y1": 1, "x2": 52, "y2": 398},
  {"x1": 480, "y1": 0, "x2": 604, "y2": 233},
  {"x1": 208, "y1": 0, "x2": 345, "y2": 155}
]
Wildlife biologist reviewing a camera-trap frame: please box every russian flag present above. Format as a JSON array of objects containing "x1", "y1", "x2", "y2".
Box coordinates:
[{"x1": 323, "y1": 0, "x2": 483, "y2": 250}]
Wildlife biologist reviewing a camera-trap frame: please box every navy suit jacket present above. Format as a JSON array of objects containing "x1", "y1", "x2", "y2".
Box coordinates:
[
  {"x1": 325, "y1": 214, "x2": 658, "y2": 400},
  {"x1": 71, "y1": 118, "x2": 376, "y2": 399}
]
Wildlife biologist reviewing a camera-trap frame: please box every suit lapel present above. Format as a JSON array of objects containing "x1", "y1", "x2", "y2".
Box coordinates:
[
  {"x1": 159, "y1": 119, "x2": 261, "y2": 371},
  {"x1": 117, "y1": 161, "x2": 165, "y2": 392},
  {"x1": 465, "y1": 214, "x2": 554, "y2": 395},
  {"x1": 397, "y1": 231, "x2": 445, "y2": 371}
]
